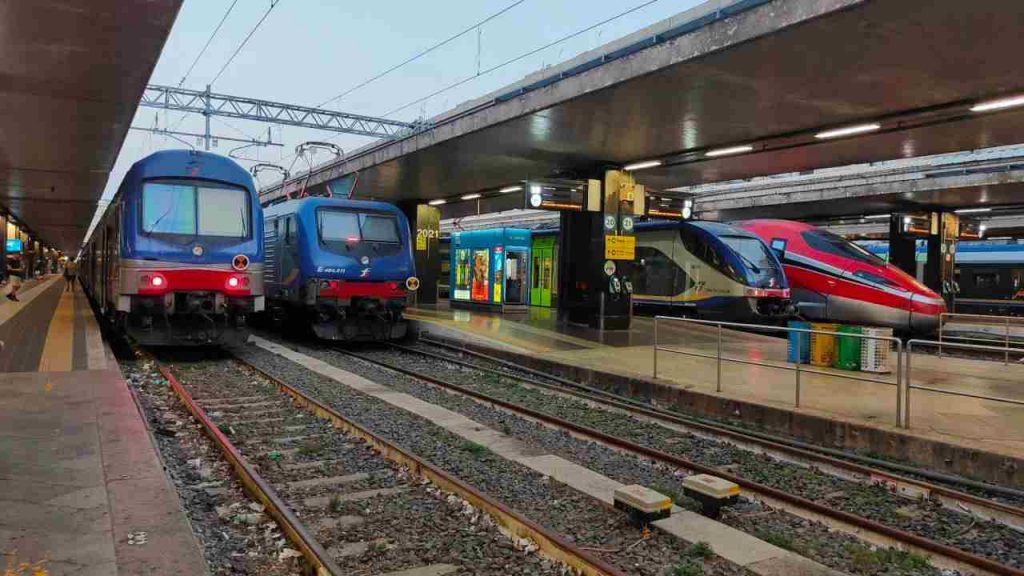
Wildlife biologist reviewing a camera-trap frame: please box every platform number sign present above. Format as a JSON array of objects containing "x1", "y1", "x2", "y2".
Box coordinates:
[
  {"x1": 621, "y1": 215, "x2": 634, "y2": 233},
  {"x1": 603, "y1": 214, "x2": 617, "y2": 231}
]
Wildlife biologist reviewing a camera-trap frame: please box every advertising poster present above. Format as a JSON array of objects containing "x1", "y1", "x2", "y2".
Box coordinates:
[{"x1": 471, "y1": 249, "x2": 489, "y2": 302}]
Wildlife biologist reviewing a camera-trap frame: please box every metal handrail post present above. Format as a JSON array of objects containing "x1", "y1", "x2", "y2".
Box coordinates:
[
  {"x1": 905, "y1": 341, "x2": 913, "y2": 428},
  {"x1": 895, "y1": 339, "x2": 903, "y2": 428},
  {"x1": 653, "y1": 317, "x2": 658, "y2": 379},
  {"x1": 938, "y1": 314, "x2": 944, "y2": 358},
  {"x1": 716, "y1": 323, "x2": 723, "y2": 393},
  {"x1": 1006, "y1": 318, "x2": 1011, "y2": 366},
  {"x1": 794, "y1": 331, "x2": 801, "y2": 408}
]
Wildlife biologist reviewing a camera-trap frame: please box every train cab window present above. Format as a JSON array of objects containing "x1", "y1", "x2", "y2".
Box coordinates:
[
  {"x1": 285, "y1": 217, "x2": 295, "y2": 245},
  {"x1": 142, "y1": 181, "x2": 250, "y2": 238},
  {"x1": 801, "y1": 230, "x2": 884, "y2": 264},
  {"x1": 317, "y1": 209, "x2": 400, "y2": 248}
]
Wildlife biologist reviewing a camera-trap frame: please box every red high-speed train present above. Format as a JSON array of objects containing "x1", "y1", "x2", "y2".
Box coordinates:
[{"x1": 735, "y1": 220, "x2": 945, "y2": 333}]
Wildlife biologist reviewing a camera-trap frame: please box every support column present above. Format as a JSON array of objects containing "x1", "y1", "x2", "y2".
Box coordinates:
[
  {"x1": 0, "y1": 213, "x2": 7, "y2": 280},
  {"x1": 557, "y1": 170, "x2": 640, "y2": 330},
  {"x1": 888, "y1": 214, "x2": 917, "y2": 279},
  {"x1": 398, "y1": 201, "x2": 440, "y2": 306}
]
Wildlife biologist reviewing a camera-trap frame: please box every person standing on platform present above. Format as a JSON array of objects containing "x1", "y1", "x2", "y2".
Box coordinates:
[
  {"x1": 63, "y1": 258, "x2": 77, "y2": 292},
  {"x1": 6, "y1": 255, "x2": 23, "y2": 302}
]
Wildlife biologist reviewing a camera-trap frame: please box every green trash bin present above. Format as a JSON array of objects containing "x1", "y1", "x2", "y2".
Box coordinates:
[{"x1": 834, "y1": 325, "x2": 862, "y2": 371}]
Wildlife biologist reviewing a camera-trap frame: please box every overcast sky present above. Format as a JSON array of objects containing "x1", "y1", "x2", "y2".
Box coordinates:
[{"x1": 88, "y1": 0, "x2": 703, "y2": 236}]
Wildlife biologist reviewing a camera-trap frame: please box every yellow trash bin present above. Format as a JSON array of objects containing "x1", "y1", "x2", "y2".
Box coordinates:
[{"x1": 810, "y1": 323, "x2": 840, "y2": 367}]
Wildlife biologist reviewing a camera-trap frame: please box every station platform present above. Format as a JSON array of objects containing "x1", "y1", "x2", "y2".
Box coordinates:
[
  {"x1": 408, "y1": 305, "x2": 1024, "y2": 474},
  {"x1": 0, "y1": 276, "x2": 206, "y2": 575}
]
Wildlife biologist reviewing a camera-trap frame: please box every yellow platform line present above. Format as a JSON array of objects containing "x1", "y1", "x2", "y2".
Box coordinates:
[{"x1": 38, "y1": 288, "x2": 75, "y2": 372}]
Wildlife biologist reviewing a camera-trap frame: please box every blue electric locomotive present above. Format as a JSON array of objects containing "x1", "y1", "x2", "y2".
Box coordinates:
[
  {"x1": 79, "y1": 150, "x2": 265, "y2": 346},
  {"x1": 261, "y1": 197, "x2": 419, "y2": 340}
]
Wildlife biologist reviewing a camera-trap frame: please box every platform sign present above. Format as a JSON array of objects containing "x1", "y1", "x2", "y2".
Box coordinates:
[
  {"x1": 524, "y1": 179, "x2": 599, "y2": 212},
  {"x1": 605, "y1": 235, "x2": 635, "y2": 260}
]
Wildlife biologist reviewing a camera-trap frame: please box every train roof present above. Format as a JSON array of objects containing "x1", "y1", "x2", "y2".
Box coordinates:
[
  {"x1": 126, "y1": 150, "x2": 255, "y2": 190},
  {"x1": 263, "y1": 196, "x2": 406, "y2": 219}
]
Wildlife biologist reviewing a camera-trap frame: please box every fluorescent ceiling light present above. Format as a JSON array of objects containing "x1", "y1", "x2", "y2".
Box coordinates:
[
  {"x1": 499, "y1": 186, "x2": 522, "y2": 193},
  {"x1": 970, "y1": 95, "x2": 1024, "y2": 113},
  {"x1": 814, "y1": 123, "x2": 881, "y2": 139},
  {"x1": 623, "y1": 160, "x2": 662, "y2": 171},
  {"x1": 705, "y1": 145, "x2": 753, "y2": 158},
  {"x1": 863, "y1": 214, "x2": 891, "y2": 220},
  {"x1": 987, "y1": 236, "x2": 1012, "y2": 240},
  {"x1": 428, "y1": 199, "x2": 446, "y2": 206},
  {"x1": 461, "y1": 193, "x2": 481, "y2": 200},
  {"x1": 954, "y1": 207, "x2": 991, "y2": 214}
]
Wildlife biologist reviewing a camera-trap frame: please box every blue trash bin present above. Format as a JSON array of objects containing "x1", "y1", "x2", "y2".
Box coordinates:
[{"x1": 787, "y1": 320, "x2": 811, "y2": 364}]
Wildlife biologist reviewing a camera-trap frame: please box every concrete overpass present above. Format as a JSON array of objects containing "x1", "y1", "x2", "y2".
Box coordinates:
[
  {"x1": 262, "y1": 0, "x2": 1024, "y2": 221},
  {"x1": 0, "y1": 1, "x2": 181, "y2": 252}
]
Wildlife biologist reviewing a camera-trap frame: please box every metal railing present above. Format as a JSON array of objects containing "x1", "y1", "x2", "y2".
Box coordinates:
[
  {"x1": 904, "y1": 339, "x2": 1024, "y2": 427},
  {"x1": 653, "y1": 316, "x2": 905, "y2": 426},
  {"x1": 938, "y1": 312, "x2": 1024, "y2": 364}
]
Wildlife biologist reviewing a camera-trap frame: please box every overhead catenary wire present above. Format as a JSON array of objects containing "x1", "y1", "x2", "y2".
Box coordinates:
[
  {"x1": 314, "y1": 0, "x2": 527, "y2": 109},
  {"x1": 178, "y1": 0, "x2": 240, "y2": 87},
  {"x1": 382, "y1": 0, "x2": 661, "y2": 118},
  {"x1": 271, "y1": 0, "x2": 661, "y2": 181},
  {"x1": 209, "y1": 0, "x2": 283, "y2": 86}
]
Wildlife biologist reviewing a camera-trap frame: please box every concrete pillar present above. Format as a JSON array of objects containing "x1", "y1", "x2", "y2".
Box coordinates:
[
  {"x1": 398, "y1": 202, "x2": 441, "y2": 306},
  {"x1": 889, "y1": 212, "x2": 958, "y2": 302},
  {"x1": 0, "y1": 213, "x2": 7, "y2": 280},
  {"x1": 557, "y1": 170, "x2": 640, "y2": 330},
  {"x1": 888, "y1": 214, "x2": 916, "y2": 279}
]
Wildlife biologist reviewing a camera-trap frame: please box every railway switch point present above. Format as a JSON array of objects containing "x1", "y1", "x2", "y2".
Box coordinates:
[
  {"x1": 682, "y1": 474, "x2": 740, "y2": 519},
  {"x1": 613, "y1": 484, "x2": 673, "y2": 527}
]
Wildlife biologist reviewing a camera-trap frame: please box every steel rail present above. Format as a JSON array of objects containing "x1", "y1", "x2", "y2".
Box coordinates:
[
  {"x1": 158, "y1": 364, "x2": 342, "y2": 576},
  {"x1": 231, "y1": 354, "x2": 629, "y2": 576},
  {"x1": 412, "y1": 335, "x2": 1024, "y2": 503},
  {"x1": 345, "y1": 346, "x2": 1024, "y2": 576}
]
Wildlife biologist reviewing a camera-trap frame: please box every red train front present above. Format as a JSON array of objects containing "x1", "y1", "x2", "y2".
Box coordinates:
[{"x1": 736, "y1": 219, "x2": 945, "y2": 333}]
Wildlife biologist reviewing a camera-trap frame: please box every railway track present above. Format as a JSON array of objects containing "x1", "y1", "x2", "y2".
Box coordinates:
[
  {"x1": 155, "y1": 354, "x2": 627, "y2": 576},
  {"x1": 326, "y1": 338, "x2": 1024, "y2": 576}
]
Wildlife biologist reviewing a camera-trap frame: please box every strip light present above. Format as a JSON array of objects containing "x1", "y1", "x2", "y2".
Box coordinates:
[
  {"x1": 623, "y1": 160, "x2": 662, "y2": 171},
  {"x1": 428, "y1": 199, "x2": 446, "y2": 206},
  {"x1": 954, "y1": 207, "x2": 991, "y2": 214},
  {"x1": 499, "y1": 186, "x2": 522, "y2": 193},
  {"x1": 461, "y1": 193, "x2": 481, "y2": 200},
  {"x1": 814, "y1": 123, "x2": 881, "y2": 139},
  {"x1": 705, "y1": 145, "x2": 753, "y2": 157},
  {"x1": 970, "y1": 95, "x2": 1024, "y2": 113}
]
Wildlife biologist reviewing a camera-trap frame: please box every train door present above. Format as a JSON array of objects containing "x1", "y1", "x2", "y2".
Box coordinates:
[
  {"x1": 505, "y1": 249, "x2": 527, "y2": 305},
  {"x1": 530, "y1": 238, "x2": 554, "y2": 307},
  {"x1": 281, "y1": 215, "x2": 298, "y2": 298}
]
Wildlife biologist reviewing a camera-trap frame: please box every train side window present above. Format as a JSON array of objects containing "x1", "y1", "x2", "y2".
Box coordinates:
[
  {"x1": 974, "y1": 272, "x2": 999, "y2": 290},
  {"x1": 635, "y1": 247, "x2": 685, "y2": 296},
  {"x1": 285, "y1": 217, "x2": 295, "y2": 245}
]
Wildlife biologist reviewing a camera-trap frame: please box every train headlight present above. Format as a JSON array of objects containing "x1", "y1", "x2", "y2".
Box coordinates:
[
  {"x1": 405, "y1": 276, "x2": 420, "y2": 291},
  {"x1": 225, "y1": 275, "x2": 250, "y2": 291},
  {"x1": 140, "y1": 273, "x2": 168, "y2": 292}
]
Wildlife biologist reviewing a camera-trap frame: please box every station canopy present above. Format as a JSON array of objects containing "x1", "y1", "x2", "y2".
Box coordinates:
[
  {"x1": 0, "y1": 1, "x2": 180, "y2": 251},
  {"x1": 268, "y1": 0, "x2": 1024, "y2": 221}
]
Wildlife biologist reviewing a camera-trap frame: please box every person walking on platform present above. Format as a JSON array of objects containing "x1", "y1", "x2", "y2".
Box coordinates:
[
  {"x1": 63, "y1": 258, "x2": 77, "y2": 292},
  {"x1": 5, "y1": 254, "x2": 23, "y2": 302}
]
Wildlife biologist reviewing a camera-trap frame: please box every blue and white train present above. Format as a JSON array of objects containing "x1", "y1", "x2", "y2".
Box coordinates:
[
  {"x1": 631, "y1": 220, "x2": 793, "y2": 321},
  {"x1": 261, "y1": 197, "x2": 419, "y2": 340},
  {"x1": 79, "y1": 150, "x2": 265, "y2": 345}
]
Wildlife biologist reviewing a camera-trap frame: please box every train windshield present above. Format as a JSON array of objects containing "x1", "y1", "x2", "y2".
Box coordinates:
[
  {"x1": 318, "y1": 209, "x2": 400, "y2": 249},
  {"x1": 719, "y1": 235, "x2": 784, "y2": 287},
  {"x1": 142, "y1": 181, "x2": 250, "y2": 238},
  {"x1": 801, "y1": 230, "x2": 885, "y2": 265}
]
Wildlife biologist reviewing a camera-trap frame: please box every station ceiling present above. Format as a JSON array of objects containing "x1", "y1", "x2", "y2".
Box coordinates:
[
  {"x1": 268, "y1": 0, "x2": 1024, "y2": 222},
  {"x1": 0, "y1": 1, "x2": 181, "y2": 252}
]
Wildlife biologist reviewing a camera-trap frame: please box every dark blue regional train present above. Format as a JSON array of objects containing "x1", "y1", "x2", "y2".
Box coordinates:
[
  {"x1": 261, "y1": 197, "x2": 419, "y2": 340},
  {"x1": 79, "y1": 150, "x2": 265, "y2": 345}
]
